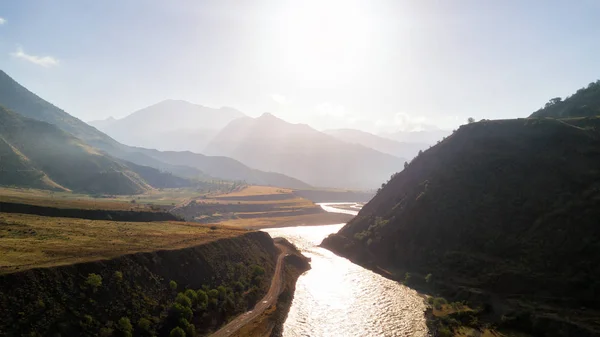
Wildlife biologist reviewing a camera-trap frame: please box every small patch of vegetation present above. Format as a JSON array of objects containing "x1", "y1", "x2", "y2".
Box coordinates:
[{"x1": 85, "y1": 273, "x2": 102, "y2": 292}]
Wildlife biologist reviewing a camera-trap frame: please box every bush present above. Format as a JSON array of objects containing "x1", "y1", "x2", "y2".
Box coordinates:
[
  {"x1": 117, "y1": 317, "x2": 133, "y2": 337},
  {"x1": 113, "y1": 271, "x2": 123, "y2": 282},
  {"x1": 169, "y1": 280, "x2": 178, "y2": 291},
  {"x1": 175, "y1": 293, "x2": 192, "y2": 308},
  {"x1": 196, "y1": 289, "x2": 208, "y2": 309},
  {"x1": 85, "y1": 273, "x2": 102, "y2": 292},
  {"x1": 177, "y1": 318, "x2": 195, "y2": 337},
  {"x1": 425, "y1": 273, "x2": 432, "y2": 284},
  {"x1": 433, "y1": 297, "x2": 448, "y2": 310},
  {"x1": 184, "y1": 289, "x2": 198, "y2": 305},
  {"x1": 438, "y1": 326, "x2": 453, "y2": 337},
  {"x1": 137, "y1": 318, "x2": 152, "y2": 334},
  {"x1": 169, "y1": 327, "x2": 186, "y2": 337},
  {"x1": 170, "y1": 303, "x2": 193, "y2": 321}
]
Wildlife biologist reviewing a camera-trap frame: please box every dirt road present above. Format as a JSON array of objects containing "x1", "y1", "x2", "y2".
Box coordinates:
[{"x1": 210, "y1": 243, "x2": 289, "y2": 337}]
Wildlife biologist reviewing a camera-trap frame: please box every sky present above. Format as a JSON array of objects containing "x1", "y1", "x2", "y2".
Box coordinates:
[{"x1": 0, "y1": 0, "x2": 599, "y2": 133}]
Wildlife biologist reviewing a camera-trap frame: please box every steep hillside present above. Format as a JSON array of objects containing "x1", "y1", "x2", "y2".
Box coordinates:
[
  {"x1": 90, "y1": 100, "x2": 243, "y2": 152},
  {"x1": 531, "y1": 80, "x2": 600, "y2": 118},
  {"x1": 0, "y1": 106, "x2": 153, "y2": 194},
  {"x1": 0, "y1": 227, "x2": 278, "y2": 336},
  {"x1": 205, "y1": 113, "x2": 405, "y2": 189},
  {"x1": 0, "y1": 70, "x2": 310, "y2": 188},
  {"x1": 325, "y1": 128, "x2": 428, "y2": 159},
  {"x1": 0, "y1": 70, "x2": 121, "y2": 151},
  {"x1": 323, "y1": 118, "x2": 600, "y2": 335}
]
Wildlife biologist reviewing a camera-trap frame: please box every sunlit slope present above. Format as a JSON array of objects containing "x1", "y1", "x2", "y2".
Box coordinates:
[{"x1": 0, "y1": 106, "x2": 152, "y2": 194}]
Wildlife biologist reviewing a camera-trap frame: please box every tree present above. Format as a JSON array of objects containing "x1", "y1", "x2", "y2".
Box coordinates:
[
  {"x1": 425, "y1": 273, "x2": 432, "y2": 284},
  {"x1": 404, "y1": 161, "x2": 408, "y2": 169},
  {"x1": 544, "y1": 97, "x2": 562, "y2": 108},
  {"x1": 117, "y1": 317, "x2": 133, "y2": 337},
  {"x1": 175, "y1": 293, "x2": 192, "y2": 308},
  {"x1": 169, "y1": 280, "x2": 178, "y2": 291},
  {"x1": 137, "y1": 318, "x2": 153, "y2": 335},
  {"x1": 196, "y1": 289, "x2": 209, "y2": 309},
  {"x1": 85, "y1": 273, "x2": 102, "y2": 292},
  {"x1": 467, "y1": 117, "x2": 475, "y2": 124},
  {"x1": 169, "y1": 327, "x2": 186, "y2": 337}
]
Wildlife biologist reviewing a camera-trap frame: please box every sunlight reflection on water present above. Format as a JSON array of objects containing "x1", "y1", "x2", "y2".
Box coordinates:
[{"x1": 263, "y1": 204, "x2": 428, "y2": 337}]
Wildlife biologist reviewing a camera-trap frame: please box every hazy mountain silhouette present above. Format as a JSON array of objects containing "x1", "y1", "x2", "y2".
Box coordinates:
[
  {"x1": 0, "y1": 70, "x2": 310, "y2": 188},
  {"x1": 89, "y1": 100, "x2": 242, "y2": 152},
  {"x1": 324, "y1": 128, "x2": 428, "y2": 160},
  {"x1": 0, "y1": 105, "x2": 190, "y2": 194},
  {"x1": 204, "y1": 113, "x2": 405, "y2": 189}
]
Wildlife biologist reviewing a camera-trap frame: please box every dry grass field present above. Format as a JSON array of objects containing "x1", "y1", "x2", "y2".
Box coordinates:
[
  {"x1": 173, "y1": 185, "x2": 354, "y2": 228},
  {"x1": 0, "y1": 212, "x2": 245, "y2": 274}
]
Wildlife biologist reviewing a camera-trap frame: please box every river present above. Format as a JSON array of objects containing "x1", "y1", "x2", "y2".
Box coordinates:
[{"x1": 263, "y1": 203, "x2": 428, "y2": 337}]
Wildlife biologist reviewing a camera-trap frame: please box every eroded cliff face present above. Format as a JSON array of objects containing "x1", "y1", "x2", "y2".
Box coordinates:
[{"x1": 0, "y1": 231, "x2": 278, "y2": 336}]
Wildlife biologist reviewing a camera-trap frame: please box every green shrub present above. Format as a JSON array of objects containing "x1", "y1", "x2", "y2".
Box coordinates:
[
  {"x1": 404, "y1": 272, "x2": 412, "y2": 284},
  {"x1": 169, "y1": 280, "x2": 178, "y2": 291},
  {"x1": 425, "y1": 273, "x2": 432, "y2": 284},
  {"x1": 169, "y1": 327, "x2": 186, "y2": 337},
  {"x1": 208, "y1": 289, "x2": 219, "y2": 299},
  {"x1": 177, "y1": 318, "x2": 195, "y2": 337},
  {"x1": 196, "y1": 289, "x2": 208, "y2": 309},
  {"x1": 117, "y1": 317, "x2": 133, "y2": 337},
  {"x1": 438, "y1": 326, "x2": 453, "y2": 337},
  {"x1": 137, "y1": 318, "x2": 152, "y2": 334},
  {"x1": 113, "y1": 271, "x2": 123, "y2": 282},
  {"x1": 85, "y1": 273, "x2": 102, "y2": 292},
  {"x1": 433, "y1": 297, "x2": 448, "y2": 310},
  {"x1": 184, "y1": 289, "x2": 198, "y2": 304},
  {"x1": 170, "y1": 303, "x2": 193, "y2": 321},
  {"x1": 175, "y1": 293, "x2": 192, "y2": 308}
]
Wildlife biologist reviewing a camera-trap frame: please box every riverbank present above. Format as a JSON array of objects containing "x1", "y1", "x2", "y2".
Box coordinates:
[{"x1": 228, "y1": 238, "x2": 311, "y2": 337}]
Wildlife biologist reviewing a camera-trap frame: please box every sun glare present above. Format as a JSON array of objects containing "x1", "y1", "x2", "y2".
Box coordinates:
[{"x1": 277, "y1": 0, "x2": 373, "y2": 84}]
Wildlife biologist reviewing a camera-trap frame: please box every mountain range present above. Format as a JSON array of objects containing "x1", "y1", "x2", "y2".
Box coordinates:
[
  {"x1": 89, "y1": 100, "x2": 243, "y2": 152},
  {"x1": 0, "y1": 105, "x2": 188, "y2": 194},
  {"x1": 324, "y1": 128, "x2": 429, "y2": 160},
  {"x1": 204, "y1": 113, "x2": 406, "y2": 190},
  {"x1": 0, "y1": 70, "x2": 310, "y2": 190}
]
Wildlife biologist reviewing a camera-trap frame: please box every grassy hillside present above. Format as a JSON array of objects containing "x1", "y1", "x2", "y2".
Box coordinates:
[
  {"x1": 323, "y1": 117, "x2": 600, "y2": 336},
  {"x1": 0, "y1": 221, "x2": 278, "y2": 336},
  {"x1": 531, "y1": 80, "x2": 600, "y2": 118},
  {"x1": 0, "y1": 106, "x2": 154, "y2": 194}
]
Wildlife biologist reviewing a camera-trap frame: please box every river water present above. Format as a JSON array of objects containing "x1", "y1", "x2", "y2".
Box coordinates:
[{"x1": 263, "y1": 203, "x2": 428, "y2": 337}]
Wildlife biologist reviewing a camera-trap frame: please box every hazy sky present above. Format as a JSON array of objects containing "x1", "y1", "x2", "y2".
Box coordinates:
[{"x1": 1, "y1": 0, "x2": 599, "y2": 133}]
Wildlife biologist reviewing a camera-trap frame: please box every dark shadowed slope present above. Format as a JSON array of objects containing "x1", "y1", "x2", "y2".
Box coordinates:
[
  {"x1": 0, "y1": 70, "x2": 310, "y2": 188},
  {"x1": 323, "y1": 118, "x2": 600, "y2": 335},
  {"x1": 205, "y1": 113, "x2": 405, "y2": 190},
  {"x1": 90, "y1": 100, "x2": 243, "y2": 152},
  {"x1": 531, "y1": 80, "x2": 600, "y2": 118},
  {"x1": 324, "y1": 128, "x2": 428, "y2": 159},
  {"x1": 0, "y1": 106, "x2": 152, "y2": 194}
]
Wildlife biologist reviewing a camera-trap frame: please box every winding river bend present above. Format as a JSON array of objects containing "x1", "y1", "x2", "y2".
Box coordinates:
[{"x1": 263, "y1": 203, "x2": 428, "y2": 337}]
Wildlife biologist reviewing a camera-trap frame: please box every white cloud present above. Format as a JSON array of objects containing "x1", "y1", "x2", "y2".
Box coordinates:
[
  {"x1": 0, "y1": 17, "x2": 6, "y2": 25},
  {"x1": 392, "y1": 112, "x2": 432, "y2": 132},
  {"x1": 315, "y1": 102, "x2": 346, "y2": 118},
  {"x1": 271, "y1": 93, "x2": 288, "y2": 105},
  {"x1": 11, "y1": 46, "x2": 60, "y2": 67}
]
